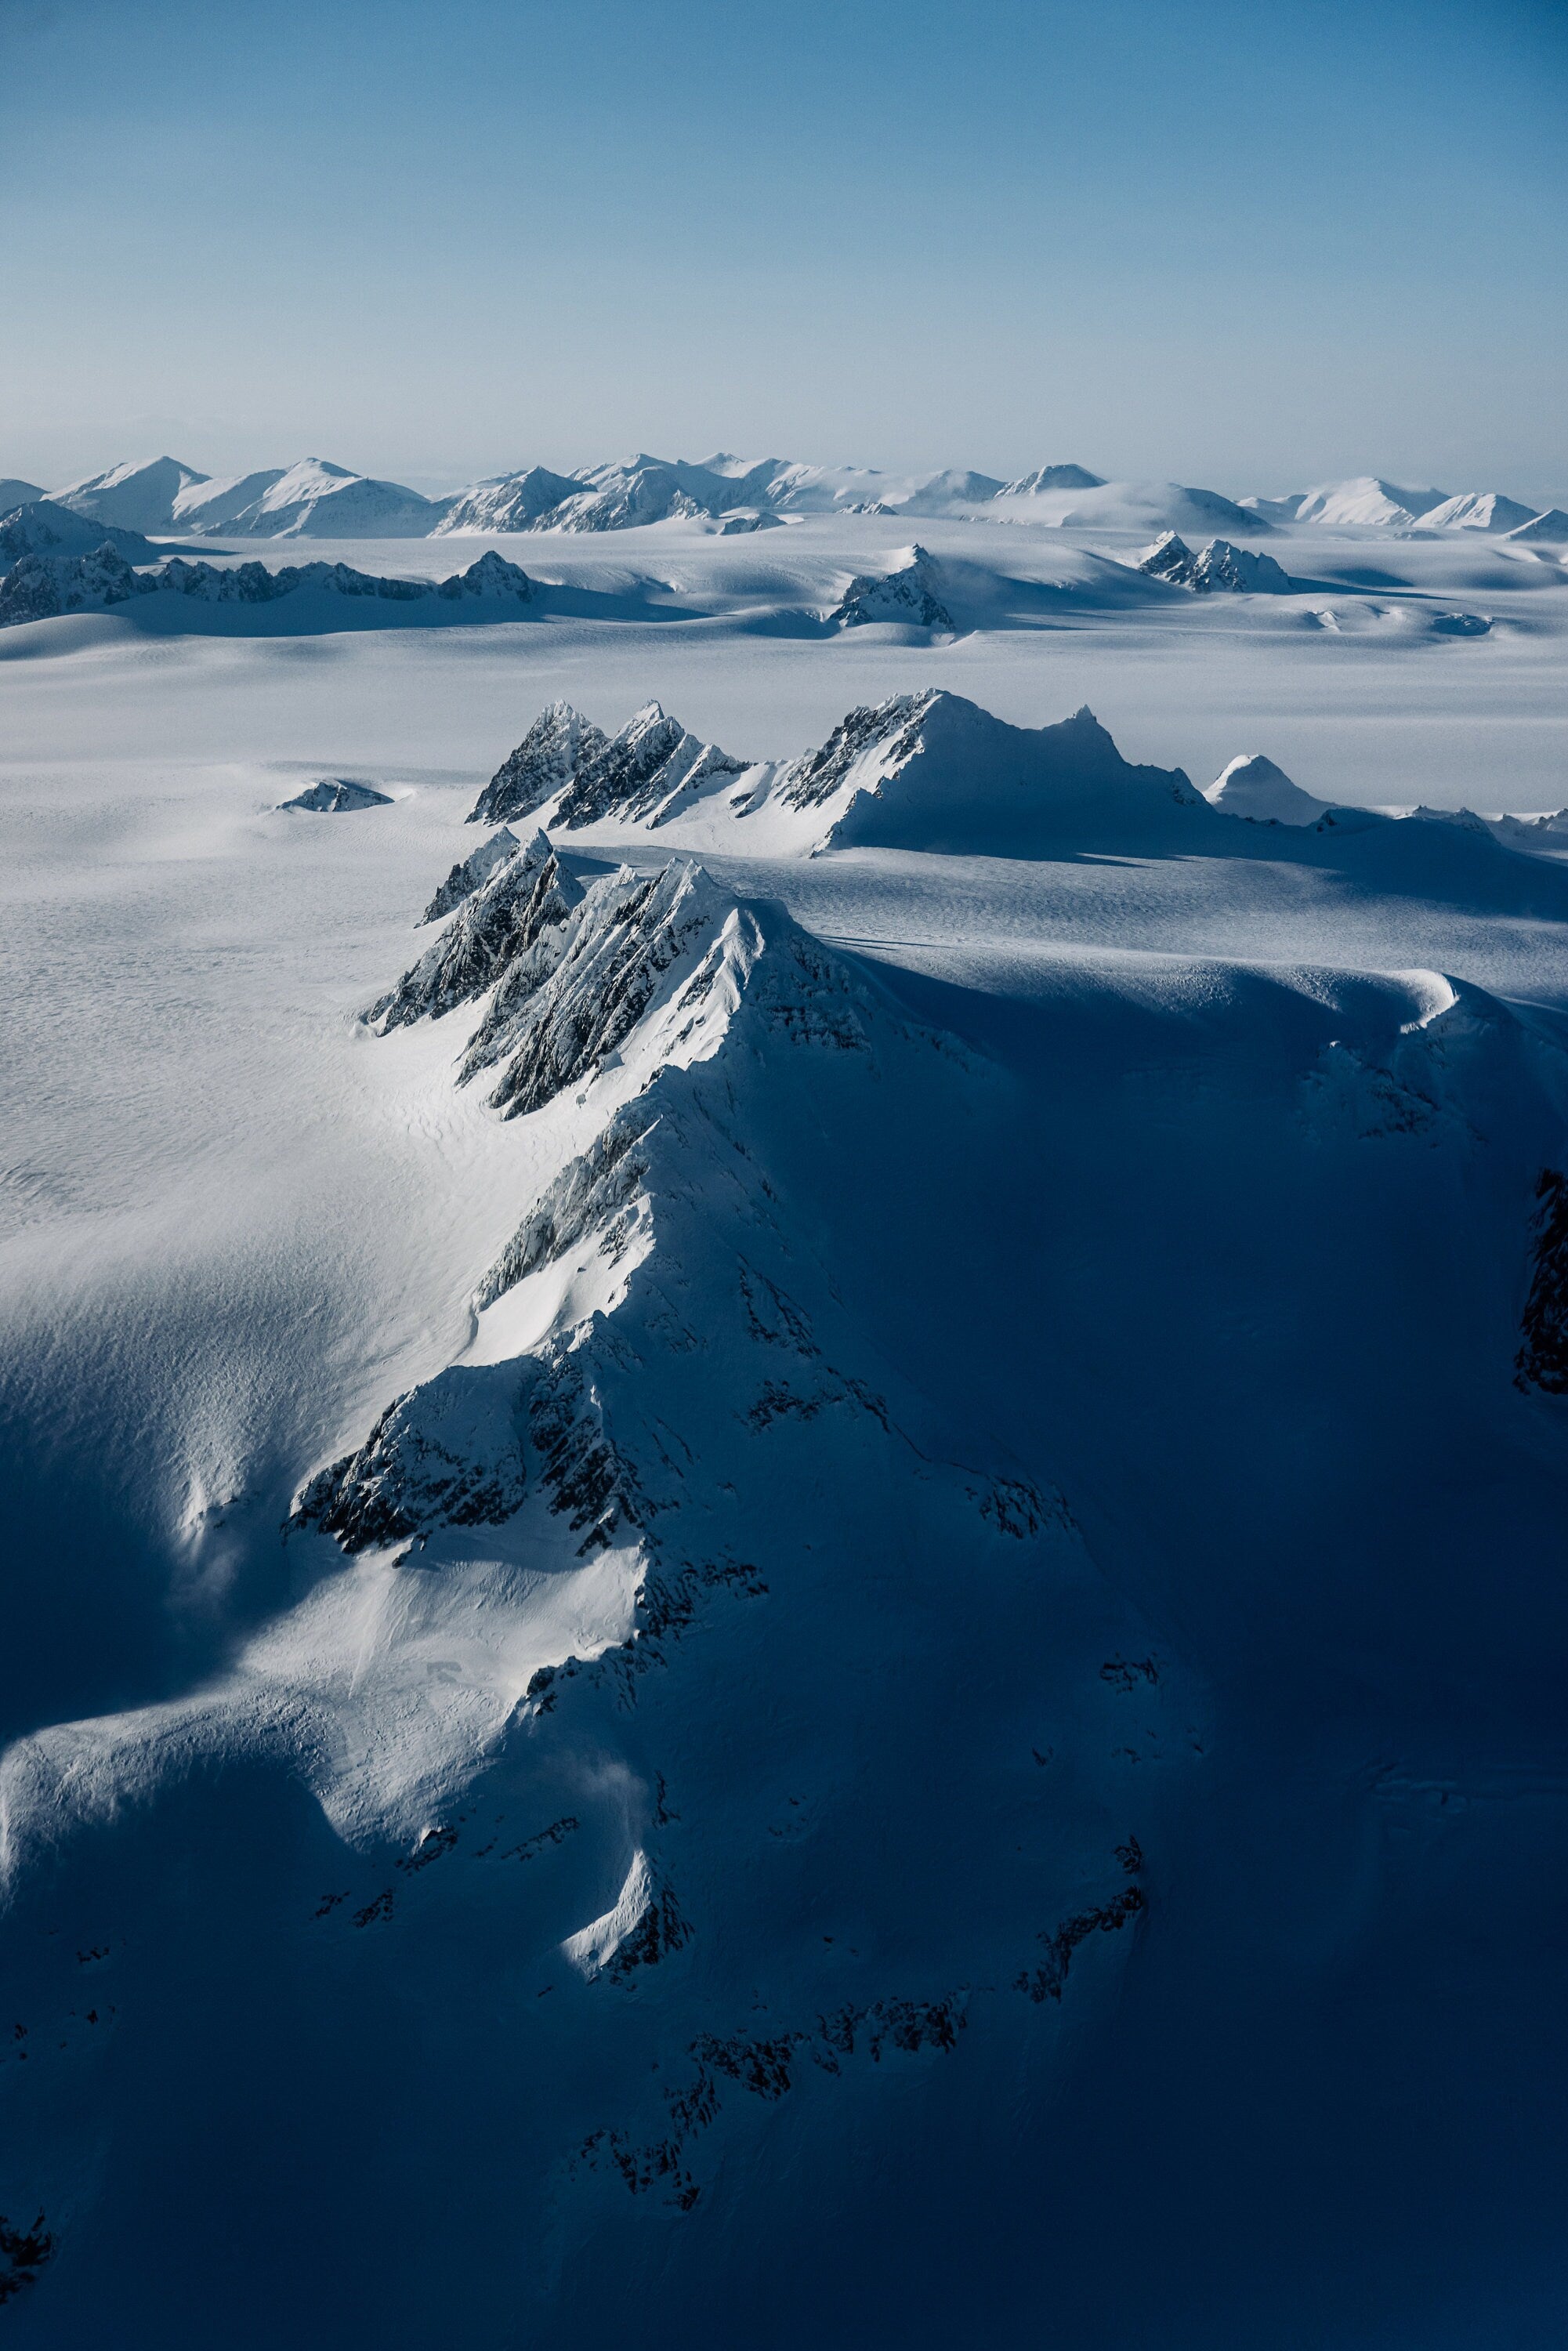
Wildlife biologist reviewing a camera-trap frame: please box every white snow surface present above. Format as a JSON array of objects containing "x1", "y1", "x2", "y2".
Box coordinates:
[
  {"x1": 1204, "y1": 752, "x2": 1329, "y2": 824},
  {"x1": 1417, "y1": 490, "x2": 1541, "y2": 534},
  {"x1": 1287, "y1": 476, "x2": 1447, "y2": 528},
  {"x1": 30, "y1": 444, "x2": 1566, "y2": 553},
  {"x1": 53, "y1": 454, "x2": 209, "y2": 533},
  {"x1": 0, "y1": 497, "x2": 1566, "y2": 2346},
  {"x1": 206, "y1": 457, "x2": 444, "y2": 538}
]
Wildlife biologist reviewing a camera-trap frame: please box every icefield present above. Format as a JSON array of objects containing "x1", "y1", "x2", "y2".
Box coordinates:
[{"x1": 1, "y1": 480, "x2": 1566, "y2": 2346}]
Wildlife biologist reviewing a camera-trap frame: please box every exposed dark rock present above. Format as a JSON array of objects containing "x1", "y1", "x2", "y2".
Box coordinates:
[
  {"x1": 462, "y1": 864, "x2": 726, "y2": 1118},
  {"x1": 292, "y1": 1365, "x2": 527, "y2": 1552},
  {"x1": 469, "y1": 701, "x2": 748, "y2": 832},
  {"x1": 1015, "y1": 1886, "x2": 1146, "y2": 2003},
  {"x1": 778, "y1": 692, "x2": 937, "y2": 810},
  {"x1": 604, "y1": 1883, "x2": 690, "y2": 1978},
  {"x1": 553, "y1": 703, "x2": 747, "y2": 830},
  {"x1": 500, "y1": 1816, "x2": 578, "y2": 1864},
  {"x1": 0, "y1": 2212, "x2": 53, "y2": 2306},
  {"x1": 528, "y1": 1357, "x2": 640, "y2": 1555},
  {"x1": 1515, "y1": 1167, "x2": 1568, "y2": 1393},
  {"x1": 469, "y1": 701, "x2": 610, "y2": 826},
  {"x1": 368, "y1": 834, "x2": 581, "y2": 1031},
  {"x1": 433, "y1": 549, "x2": 536, "y2": 601},
  {"x1": 1099, "y1": 1656, "x2": 1159, "y2": 1690},
  {"x1": 475, "y1": 1111, "x2": 654, "y2": 1308},
  {"x1": 279, "y1": 779, "x2": 392, "y2": 813},
  {"x1": 395, "y1": 1824, "x2": 460, "y2": 1873},
  {"x1": 0, "y1": 545, "x2": 536, "y2": 629},
  {"x1": 829, "y1": 545, "x2": 954, "y2": 631},
  {"x1": 421, "y1": 826, "x2": 520, "y2": 923},
  {"x1": 1135, "y1": 531, "x2": 1295, "y2": 593},
  {"x1": 1135, "y1": 530, "x2": 1198, "y2": 585},
  {"x1": 0, "y1": 543, "x2": 144, "y2": 624}
]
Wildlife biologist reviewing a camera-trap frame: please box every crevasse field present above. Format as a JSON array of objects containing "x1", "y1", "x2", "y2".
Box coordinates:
[{"x1": 2, "y1": 498, "x2": 1566, "y2": 2346}]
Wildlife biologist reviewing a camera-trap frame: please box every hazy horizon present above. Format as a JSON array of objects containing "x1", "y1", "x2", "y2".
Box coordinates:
[{"x1": 3, "y1": 0, "x2": 1565, "y2": 508}]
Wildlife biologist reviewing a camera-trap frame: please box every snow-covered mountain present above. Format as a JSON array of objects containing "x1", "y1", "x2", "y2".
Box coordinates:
[
  {"x1": 170, "y1": 468, "x2": 288, "y2": 531},
  {"x1": 990, "y1": 476, "x2": 1273, "y2": 534},
  {"x1": 1416, "y1": 489, "x2": 1541, "y2": 534},
  {"x1": 1002, "y1": 463, "x2": 1106, "y2": 494},
  {"x1": 1281, "y1": 477, "x2": 1447, "y2": 528},
  {"x1": 827, "y1": 544, "x2": 956, "y2": 630},
  {"x1": 29, "y1": 447, "x2": 1563, "y2": 545},
  {"x1": 472, "y1": 690, "x2": 1215, "y2": 860},
  {"x1": 469, "y1": 690, "x2": 1568, "y2": 868},
  {"x1": 53, "y1": 455, "x2": 210, "y2": 533},
  {"x1": 0, "y1": 498, "x2": 160, "y2": 567},
  {"x1": 1506, "y1": 506, "x2": 1568, "y2": 544},
  {"x1": 48, "y1": 454, "x2": 442, "y2": 538},
  {"x1": 5, "y1": 678, "x2": 1568, "y2": 2338},
  {"x1": 1243, "y1": 476, "x2": 1568, "y2": 538},
  {"x1": 1134, "y1": 532, "x2": 1296, "y2": 592},
  {"x1": 1204, "y1": 752, "x2": 1329, "y2": 824},
  {"x1": 0, "y1": 545, "x2": 536, "y2": 629},
  {"x1": 0, "y1": 476, "x2": 44, "y2": 513},
  {"x1": 433, "y1": 466, "x2": 592, "y2": 535},
  {"x1": 204, "y1": 458, "x2": 443, "y2": 537},
  {"x1": 553, "y1": 454, "x2": 791, "y2": 532}
]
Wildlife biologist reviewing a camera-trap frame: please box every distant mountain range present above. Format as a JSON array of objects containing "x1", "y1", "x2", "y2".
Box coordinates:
[{"x1": 11, "y1": 452, "x2": 1566, "y2": 543}]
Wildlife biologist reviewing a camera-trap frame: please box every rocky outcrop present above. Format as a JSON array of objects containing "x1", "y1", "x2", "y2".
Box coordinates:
[
  {"x1": 1515, "y1": 1168, "x2": 1568, "y2": 1393},
  {"x1": 461, "y1": 863, "x2": 733, "y2": 1118},
  {"x1": 433, "y1": 549, "x2": 536, "y2": 601},
  {"x1": 776, "y1": 692, "x2": 936, "y2": 810},
  {"x1": 469, "y1": 702, "x2": 611, "y2": 826},
  {"x1": 827, "y1": 545, "x2": 954, "y2": 631},
  {"x1": 0, "y1": 543, "x2": 147, "y2": 624},
  {"x1": 552, "y1": 705, "x2": 748, "y2": 829},
  {"x1": 0, "y1": 546, "x2": 537, "y2": 629},
  {"x1": 461, "y1": 686, "x2": 1215, "y2": 859},
  {"x1": 0, "y1": 498, "x2": 158, "y2": 567},
  {"x1": 368, "y1": 833, "x2": 581, "y2": 1031},
  {"x1": 422, "y1": 827, "x2": 520, "y2": 923},
  {"x1": 475, "y1": 1110, "x2": 654, "y2": 1308},
  {"x1": 292, "y1": 1364, "x2": 529, "y2": 1552},
  {"x1": 0, "y1": 2212, "x2": 54, "y2": 2307},
  {"x1": 470, "y1": 701, "x2": 748, "y2": 832},
  {"x1": 1135, "y1": 532, "x2": 1296, "y2": 592},
  {"x1": 279, "y1": 780, "x2": 392, "y2": 813}
]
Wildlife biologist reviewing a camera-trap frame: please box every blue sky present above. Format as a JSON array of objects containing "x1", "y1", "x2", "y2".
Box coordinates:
[{"x1": 2, "y1": 0, "x2": 1564, "y2": 498}]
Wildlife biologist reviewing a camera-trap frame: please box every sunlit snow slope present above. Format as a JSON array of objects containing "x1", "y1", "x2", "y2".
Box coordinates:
[{"x1": 0, "y1": 625, "x2": 1566, "y2": 2346}]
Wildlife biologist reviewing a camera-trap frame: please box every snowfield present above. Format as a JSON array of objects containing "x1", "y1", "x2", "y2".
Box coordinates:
[{"x1": 0, "y1": 495, "x2": 1566, "y2": 2346}]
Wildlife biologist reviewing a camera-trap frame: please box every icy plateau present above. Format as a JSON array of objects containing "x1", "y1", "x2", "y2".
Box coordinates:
[{"x1": 0, "y1": 470, "x2": 1566, "y2": 2348}]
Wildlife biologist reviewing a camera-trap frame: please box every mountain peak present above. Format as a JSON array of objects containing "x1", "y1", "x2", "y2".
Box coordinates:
[
  {"x1": 1004, "y1": 463, "x2": 1106, "y2": 494},
  {"x1": 1205, "y1": 752, "x2": 1329, "y2": 826},
  {"x1": 828, "y1": 545, "x2": 955, "y2": 632},
  {"x1": 53, "y1": 455, "x2": 210, "y2": 534}
]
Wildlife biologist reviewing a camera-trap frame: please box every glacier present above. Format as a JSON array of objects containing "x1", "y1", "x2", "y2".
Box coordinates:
[{"x1": 0, "y1": 477, "x2": 1566, "y2": 2346}]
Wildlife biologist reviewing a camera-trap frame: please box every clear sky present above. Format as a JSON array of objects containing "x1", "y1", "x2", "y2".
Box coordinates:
[{"x1": 2, "y1": 0, "x2": 1564, "y2": 502}]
